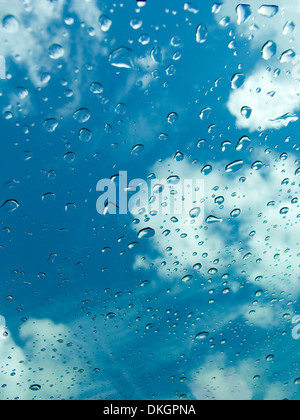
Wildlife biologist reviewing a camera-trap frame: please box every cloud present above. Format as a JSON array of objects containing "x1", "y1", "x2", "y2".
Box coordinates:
[
  {"x1": 189, "y1": 356, "x2": 253, "y2": 400},
  {"x1": 227, "y1": 68, "x2": 300, "y2": 131},
  {"x1": 131, "y1": 150, "x2": 300, "y2": 338},
  {"x1": 0, "y1": 318, "x2": 88, "y2": 400},
  {"x1": 215, "y1": 0, "x2": 300, "y2": 131}
]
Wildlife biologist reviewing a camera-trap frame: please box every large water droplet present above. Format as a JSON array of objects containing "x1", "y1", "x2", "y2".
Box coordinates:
[
  {"x1": 262, "y1": 41, "x2": 277, "y2": 60},
  {"x1": 231, "y1": 73, "x2": 245, "y2": 89},
  {"x1": 99, "y1": 15, "x2": 112, "y2": 32},
  {"x1": 225, "y1": 160, "x2": 244, "y2": 173},
  {"x1": 2, "y1": 15, "x2": 19, "y2": 33},
  {"x1": 79, "y1": 128, "x2": 92, "y2": 142},
  {"x1": 73, "y1": 108, "x2": 91, "y2": 123},
  {"x1": 43, "y1": 118, "x2": 59, "y2": 133},
  {"x1": 236, "y1": 4, "x2": 251, "y2": 25},
  {"x1": 0, "y1": 199, "x2": 19, "y2": 212},
  {"x1": 109, "y1": 47, "x2": 135, "y2": 68},
  {"x1": 48, "y1": 44, "x2": 65, "y2": 60},
  {"x1": 196, "y1": 332, "x2": 209, "y2": 340},
  {"x1": 258, "y1": 5, "x2": 278, "y2": 18},
  {"x1": 137, "y1": 228, "x2": 155, "y2": 239},
  {"x1": 236, "y1": 136, "x2": 251, "y2": 151},
  {"x1": 29, "y1": 384, "x2": 41, "y2": 391}
]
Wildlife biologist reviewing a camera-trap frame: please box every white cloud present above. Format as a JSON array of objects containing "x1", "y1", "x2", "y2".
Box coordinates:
[
  {"x1": 0, "y1": 318, "x2": 87, "y2": 400},
  {"x1": 216, "y1": 0, "x2": 300, "y2": 130},
  {"x1": 227, "y1": 68, "x2": 300, "y2": 131},
  {"x1": 189, "y1": 356, "x2": 253, "y2": 400},
  {"x1": 132, "y1": 151, "x2": 300, "y2": 331}
]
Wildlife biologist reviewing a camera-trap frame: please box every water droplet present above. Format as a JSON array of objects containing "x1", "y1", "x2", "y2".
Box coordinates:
[
  {"x1": 0, "y1": 199, "x2": 19, "y2": 212},
  {"x1": 283, "y1": 21, "x2": 295, "y2": 36},
  {"x1": 137, "y1": 0, "x2": 147, "y2": 8},
  {"x1": 280, "y1": 49, "x2": 295, "y2": 63},
  {"x1": 90, "y1": 82, "x2": 103, "y2": 94},
  {"x1": 258, "y1": 5, "x2": 278, "y2": 18},
  {"x1": 236, "y1": 135, "x2": 251, "y2": 151},
  {"x1": 196, "y1": 24, "x2": 208, "y2": 44},
  {"x1": 184, "y1": 3, "x2": 199, "y2": 14},
  {"x1": 201, "y1": 165, "x2": 212, "y2": 175},
  {"x1": 294, "y1": 378, "x2": 300, "y2": 385},
  {"x1": 99, "y1": 15, "x2": 112, "y2": 32},
  {"x1": 182, "y1": 275, "x2": 193, "y2": 283},
  {"x1": 63, "y1": 152, "x2": 75, "y2": 164},
  {"x1": 215, "y1": 196, "x2": 224, "y2": 205},
  {"x1": 280, "y1": 207, "x2": 289, "y2": 215},
  {"x1": 199, "y1": 107, "x2": 212, "y2": 120},
  {"x1": 167, "y1": 112, "x2": 178, "y2": 124},
  {"x1": 137, "y1": 228, "x2": 155, "y2": 239},
  {"x1": 109, "y1": 47, "x2": 135, "y2": 69},
  {"x1": 106, "y1": 312, "x2": 116, "y2": 319},
  {"x1": 225, "y1": 160, "x2": 244, "y2": 173},
  {"x1": 236, "y1": 4, "x2": 251, "y2": 25},
  {"x1": 29, "y1": 384, "x2": 41, "y2": 391},
  {"x1": 48, "y1": 43, "x2": 65, "y2": 60},
  {"x1": 115, "y1": 103, "x2": 127, "y2": 115},
  {"x1": 15, "y1": 87, "x2": 28, "y2": 100},
  {"x1": 151, "y1": 45, "x2": 162, "y2": 63},
  {"x1": 73, "y1": 108, "x2": 91, "y2": 123},
  {"x1": 196, "y1": 332, "x2": 209, "y2": 340},
  {"x1": 189, "y1": 207, "x2": 201, "y2": 218},
  {"x1": 79, "y1": 128, "x2": 92, "y2": 142},
  {"x1": 231, "y1": 208, "x2": 241, "y2": 218},
  {"x1": 262, "y1": 41, "x2": 277, "y2": 60},
  {"x1": 43, "y1": 118, "x2": 59, "y2": 133},
  {"x1": 206, "y1": 215, "x2": 223, "y2": 224},
  {"x1": 241, "y1": 106, "x2": 252, "y2": 119},
  {"x1": 131, "y1": 144, "x2": 145, "y2": 156},
  {"x1": 2, "y1": 15, "x2": 19, "y2": 33},
  {"x1": 174, "y1": 151, "x2": 184, "y2": 161},
  {"x1": 130, "y1": 19, "x2": 143, "y2": 30},
  {"x1": 252, "y1": 161, "x2": 263, "y2": 170},
  {"x1": 231, "y1": 73, "x2": 245, "y2": 89}
]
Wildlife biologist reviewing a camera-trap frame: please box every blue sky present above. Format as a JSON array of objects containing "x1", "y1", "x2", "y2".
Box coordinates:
[{"x1": 0, "y1": 0, "x2": 299, "y2": 400}]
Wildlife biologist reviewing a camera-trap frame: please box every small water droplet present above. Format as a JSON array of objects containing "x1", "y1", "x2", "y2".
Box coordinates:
[
  {"x1": 79, "y1": 128, "x2": 92, "y2": 142},
  {"x1": 196, "y1": 332, "x2": 209, "y2": 340},
  {"x1": 196, "y1": 24, "x2": 208, "y2": 44},
  {"x1": 99, "y1": 15, "x2": 112, "y2": 32},
  {"x1": 48, "y1": 43, "x2": 65, "y2": 60}
]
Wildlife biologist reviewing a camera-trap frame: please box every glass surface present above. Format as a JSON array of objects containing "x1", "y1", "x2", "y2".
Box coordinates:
[{"x1": 0, "y1": 0, "x2": 299, "y2": 401}]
